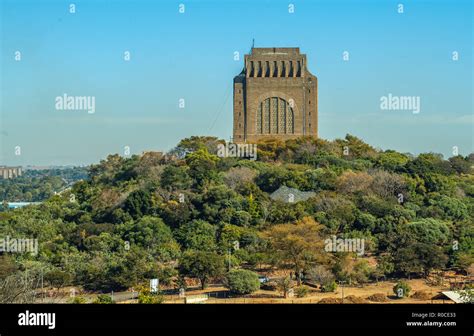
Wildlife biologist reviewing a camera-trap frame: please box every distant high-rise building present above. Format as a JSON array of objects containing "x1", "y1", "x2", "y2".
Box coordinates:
[
  {"x1": 233, "y1": 47, "x2": 318, "y2": 143},
  {"x1": 0, "y1": 166, "x2": 22, "y2": 179}
]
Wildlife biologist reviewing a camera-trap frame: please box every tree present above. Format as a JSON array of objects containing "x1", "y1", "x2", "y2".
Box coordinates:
[
  {"x1": 432, "y1": 195, "x2": 469, "y2": 221},
  {"x1": 406, "y1": 218, "x2": 451, "y2": 245},
  {"x1": 375, "y1": 150, "x2": 409, "y2": 171},
  {"x1": 156, "y1": 265, "x2": 178, "y2": 287},
  {"x1": 255, "y1": 138, "x2": 286, "y2": 162},
  {"x1": 354, "y1": 212, "x2": 377, "y2": 231},
  {"x1": 0, "y1": 255, "x2": 17, "y2": 281},
  {"x1": 179, "y1": 251, "x2": 225, "y2": 289},
  {"x1": 0, "y1": 269, "x2": 40, "y2": 303},
  {"x1": 449, "y1": 155, "x2": 472, "y2": 174},
  {"x1": 79, "y1": 247, "x2": 157, "y2": 292},
  {"x1": 225, "y1": 269, "x2": 260, "y2": 295},
  {"x1": 306, "y1": 265, "x2": 335, "y2": 289},
  {"x1": 44, "y1": 270, "x2": 72, "y2": 290},
  {"x1": 392, "y1": 240, "x2": 448, "y2": 277},
  {"x1": 123, "y1": 190, "x2": 153, "y2": 219},
  {"x1": 331, "y1": 253, "x2": 354, "y2": 283},
  {"x1": 336, "y1": 170, "x2": 373, "y2": 194},
  {"x1": 118, "y1": 216, "x2": 180, "y2": 260},
  {"x1": 158, "y1": 200, "x2": 193, "y2": 229},
  {"x1": 374, "y1": 254, "x2": 395, "y2": 281},
  {"x1": 406, "y1": 153, "x2": 454, "y2": 176},
  {"x1": 422, "y1": 173, "x2": 456, "y2": 194},
  {"x1": 453, "y1": 253, "x2": 474, "y2": 275},
  {"x1": 175, "y1": 136, "x2": 222, "y2": 154},
  {"x1": 351, "y1": 259, "x2": 372, "y2": 284},
  {"x1": 335, "y1": 134, "x2": 378, "y2": 160},
  {"x1": 305, "y1": 195, "x2": 357, "y2": 233},
  {"x1": 198, "y1": 185, "x2": 243, "y2": 223},
  {"x1": 175, "y1": 219, "x2": 217, "y2": 251},
  {"x1": 231, "y1": 210, "x2": 252, "y2": 227},
  {"x1": 262, "y1": 217, "x2": 328, "y2": 285},
  {"x1": 277, "y1": 276, "x2": 294, "y2": 298},
  {"x1": 160, "y1": 165, "x2": 192, "y2": 191},
  {"x1": 369, "y1": 170, "x2": 406, "y2": 200},
  {"x1": 223, "y1": 167, "x2": 257, "y2": 190},
  {"x1": 185, "y1": 148, "x2": 219, "y2": 188},
  {"x1": 218, "y1": 224, "x2": 249, "y2": 251}
]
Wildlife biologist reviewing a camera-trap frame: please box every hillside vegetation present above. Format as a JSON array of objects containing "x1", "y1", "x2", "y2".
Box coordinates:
[{"x1": 0, "y1": 135, "x2": 473, "y2": 297}]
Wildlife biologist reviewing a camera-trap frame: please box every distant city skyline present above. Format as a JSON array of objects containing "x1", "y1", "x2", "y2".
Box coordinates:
[{"x1": 1, "y1": 0, "x2": 472, "y2": 166}]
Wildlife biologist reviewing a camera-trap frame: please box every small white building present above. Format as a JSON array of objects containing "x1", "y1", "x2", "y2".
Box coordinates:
[{"x1": 440, "y1": 291, "x2": 472, "y2": 303}]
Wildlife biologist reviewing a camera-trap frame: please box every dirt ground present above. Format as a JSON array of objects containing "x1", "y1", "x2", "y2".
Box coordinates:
[{"x1": 162, "y1": 279, "x2": 456, "y2": 304}]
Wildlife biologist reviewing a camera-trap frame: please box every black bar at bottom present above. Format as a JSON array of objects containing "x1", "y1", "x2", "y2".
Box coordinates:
[{"x1": 0, "y1": 303, "x2": 472, "y2": 335}]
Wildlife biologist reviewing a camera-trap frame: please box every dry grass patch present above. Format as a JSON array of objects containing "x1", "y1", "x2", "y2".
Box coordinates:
[
  {"x1": 411, "y1": 291, "x2": 435, "y2": 300},
  {"x1": 318, "y1": 297, "x2": 343, "y2": 304},
  {"x1": 366, "y1": 293, "x2": 389, "y2": 302},
  {"x1": 344, "y1": 295, "x2": 369, "y2": 304}
]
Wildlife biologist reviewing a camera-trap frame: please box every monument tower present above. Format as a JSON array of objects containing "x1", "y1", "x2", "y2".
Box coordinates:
[{"x1": 233, "y1": 47, "x2": 318, "y2": 143}]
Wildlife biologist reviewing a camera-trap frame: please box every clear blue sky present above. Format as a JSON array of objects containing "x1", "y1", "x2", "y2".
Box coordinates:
[{"x1": 1, "y1": 0, "x2": 472, "y2": 165}]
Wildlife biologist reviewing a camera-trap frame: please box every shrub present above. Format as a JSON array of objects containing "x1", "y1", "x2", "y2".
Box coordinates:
[
  {"x1": 225, "y1": 269, "x2": 260, "y2": 295},
  {"x1": 71, "y1": 297, "x2": 87, "y2": 304},
  {"x1": 321, "y1": 280, "x2": 337, "y2": 293},
  {"x1": 137, "y1": 292, "x2": 164, "y2": 304},
  {"x1": 458, "y1": 287, "x2": 474, "y2": 303},
  {"x1": 137, "y1": 285, "x2": 164, "y2": 304},
  {"x1": 93, "y1": 294, "x2": 114, "y2": 304},
  {"x1": 393, "y1": 281, "x2": 411, "y2": 298},
  {"x1": 295, "y1": 286, "x2": 310, "y2": 298}
]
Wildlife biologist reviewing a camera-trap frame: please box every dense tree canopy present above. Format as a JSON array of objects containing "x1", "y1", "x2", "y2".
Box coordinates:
[{"x1": 0, "y1": 134, "x2": 472, "y2": 296}]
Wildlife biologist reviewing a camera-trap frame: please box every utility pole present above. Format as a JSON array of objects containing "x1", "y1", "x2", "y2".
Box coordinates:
[
  {"x1": 340, "y1": 281, "x2": 346, "y2": 303},
  {"x1": 341, "y1": 282, "x2": 344, "y2": 303}
]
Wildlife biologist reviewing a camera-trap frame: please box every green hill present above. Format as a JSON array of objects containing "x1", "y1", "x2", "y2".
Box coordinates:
[{"x1": 0, "y1": 134, "x2": 472, "y2": 297}]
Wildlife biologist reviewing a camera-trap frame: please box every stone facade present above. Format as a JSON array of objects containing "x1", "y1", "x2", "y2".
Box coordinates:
[{"x1": 233, "y1": 47, "x2": 317, "y2": 143}]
